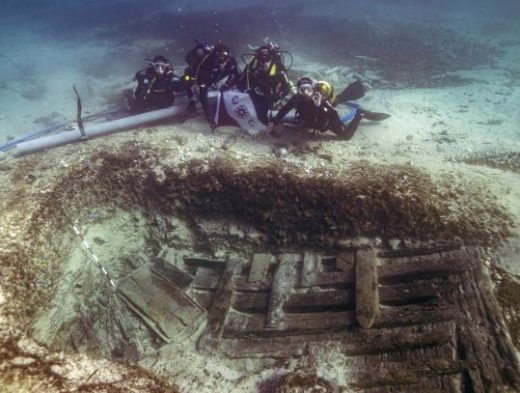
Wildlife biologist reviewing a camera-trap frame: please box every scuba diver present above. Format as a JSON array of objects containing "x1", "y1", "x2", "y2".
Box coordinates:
[
  {"x1": 271, "y1": 76, "x2": 389, "y2": 140},
  {"x1": 181, "y1": 41, "x2": 240, "y2": 127},
  {"x1": 237, "y1": 42, "x2": 295, "y2": 124},
  {"x1": 129, "y1": 56, "x2": 178, "y2": 113}
]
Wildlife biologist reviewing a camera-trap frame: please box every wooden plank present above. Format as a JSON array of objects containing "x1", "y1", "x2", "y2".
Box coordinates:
[
  {"x1": 299, "y1": 271, "x2": 356, "y2": 288},
  {"x1": 232, "y1": 275, "x2": 273, "y2": 291},
  {"x1": 117, "y1": 266, "x2": 204, "y2": 341},
  {"x1": 219, "y1": 334, "x2": 330, "y2": 359},
  {"x1": 232, "y1": 291, "x2": 270, "y2": 313},
  {"x1": 377, "y1": 245, "x2": 459, "y2": 259},
  {"x1": 452, "y1": 267, "x2": 520, "y2": 392},
  {"x1": 373, "y1": 305, "x2": 459, "y2": 328},
  {"x1": 336, "y1": 252, "x2": 356, "y2": 273},
  {"x1": 284, "y1": 290, "x2": 355, "y2": 313},
  {"x1": 331, "y1": 320, "x2": 455, "y2": 342},
  {"x1": 249, "y1": 253, "x2": 275, "y2": 283},
  {"x1": 356, "y1": 249, "x2": 379, "y2": 329},
  {"x1": 474, "y1": 268, "x2": 520, "y2": 388},
  {"x1": 266, "y1": 254, "x2": 301, "y2": 329},
  {"x1": 152, "y1": 257, "x2": 193, "y2": 290},
  {"x1": 300, "y1": 252, "x2": 319, "y2": 287},
  {"x1": 198, "y1": 258, "x2": 241, "y2": 351},
  {"x1": 283, "y1": 311, "x2": 356, "y2": 333},
  {"x1": 379, "y1": 342, "x2": 457, "y2": 364},
  {"x1": 342, "y1": 326, "x2": 455, "y2": 356},
  {"x1": 378, "y1": 278, "x2": 456, "y2": 306},
  {"x1": 223, "y1": 309, "x2": 355, "y2": 337},
  {"x1": 351, "y1": 360, "x2": 469, "y2": 390},
  {"x1": 378, "y1": 257, "x2": 472, "y2": 285},
  {"x1": 184, "y1": 257, "x2": 227, "y2": 269}
]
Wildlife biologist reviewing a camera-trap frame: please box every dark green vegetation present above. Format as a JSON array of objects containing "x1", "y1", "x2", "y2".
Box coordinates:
[
  {"x1": 459, "y1": 152, "x2": 520, "y2": 173},
  {"x1": 26, "y1": 140, "x2": 509, "y2": 249}
]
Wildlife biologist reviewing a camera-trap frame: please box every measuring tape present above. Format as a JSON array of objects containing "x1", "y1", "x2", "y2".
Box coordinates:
[{"x1": 72, "y1": 225, "x2": 117, "y2": 292}]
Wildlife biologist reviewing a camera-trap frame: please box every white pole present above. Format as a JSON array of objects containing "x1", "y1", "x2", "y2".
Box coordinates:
[{"x1": 15, "y1": 104, "x2": 186, "y2": 156}]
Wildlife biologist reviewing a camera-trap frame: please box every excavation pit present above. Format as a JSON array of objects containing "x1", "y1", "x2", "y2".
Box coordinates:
[{"x1": 1, "y1": 138, "x2": 519, "y2": 392}]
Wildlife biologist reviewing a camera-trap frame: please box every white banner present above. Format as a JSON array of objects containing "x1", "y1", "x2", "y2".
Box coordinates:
[{"x1": 216, "y1": 91, "x2": 266, "y2": 135}]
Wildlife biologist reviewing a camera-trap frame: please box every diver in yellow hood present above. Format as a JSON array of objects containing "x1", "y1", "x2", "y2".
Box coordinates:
[{"x1": 271, "y1": 77, "x2": 389, "y2": 140}]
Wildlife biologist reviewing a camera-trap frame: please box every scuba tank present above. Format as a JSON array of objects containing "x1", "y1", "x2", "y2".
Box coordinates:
[{"x1": 185, "y1": 39, "x2": 214, "y2": 68}]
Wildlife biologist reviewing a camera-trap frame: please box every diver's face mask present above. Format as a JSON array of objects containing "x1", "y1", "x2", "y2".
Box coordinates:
[
  {"x1": 257, "y1": 50, "x2": 271, "y2": 64},
  {"x1": 298, "y1": 83, "x2": 314, "y2": 98},
  {"x1": 151, "y1": 61, "x2": 170, "y2": 75}
]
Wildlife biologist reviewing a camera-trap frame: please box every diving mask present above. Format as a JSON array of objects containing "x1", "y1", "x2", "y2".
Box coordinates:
[
  {"x1": 151, "y1": 61, "x2": 170, "y2": 75},
  {"x1": 298, "y1": 83, "x2": 314, "y2": 97}
]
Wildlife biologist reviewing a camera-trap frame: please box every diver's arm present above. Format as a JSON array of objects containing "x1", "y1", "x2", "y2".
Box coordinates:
[
  {"x1": 278, "y1": 71, "x2": 295, "y2": 99},
  {"x1": 273, "y1": 95, "x2": 297, "y2": 124},
  {"x1": 134, "y1": 69, "x2": 148, "y2": 83},
  {"x1": 222, "y1": 59, "x2": 240, "y2": 90}
]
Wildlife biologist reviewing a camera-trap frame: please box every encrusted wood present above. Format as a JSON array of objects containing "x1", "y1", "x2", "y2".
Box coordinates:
[{"x1": 124, "y1": 247, "x2": 520, "y2": 392}]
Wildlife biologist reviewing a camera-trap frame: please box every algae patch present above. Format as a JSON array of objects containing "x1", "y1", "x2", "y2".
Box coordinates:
[{"x1": 457, "y1": 151, "x2": 520, "y2": 173}]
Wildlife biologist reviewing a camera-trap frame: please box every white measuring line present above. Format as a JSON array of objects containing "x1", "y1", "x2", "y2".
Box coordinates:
[{"x1": 72, "y1": 225, "x2": 117, "y2": 291}]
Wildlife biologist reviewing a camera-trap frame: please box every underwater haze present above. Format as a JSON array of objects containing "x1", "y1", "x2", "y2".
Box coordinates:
[{"x1": 0, "y1": 0, "x2": 519, "y2": 143}]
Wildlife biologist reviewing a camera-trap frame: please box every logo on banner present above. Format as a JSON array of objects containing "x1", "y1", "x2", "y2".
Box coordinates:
[
  {"x1": 219, "y1": 91, "x2": 265, "y2": 135},
  {"x1": 234, "y1": 105, "x2": 249, "y2": 119}
]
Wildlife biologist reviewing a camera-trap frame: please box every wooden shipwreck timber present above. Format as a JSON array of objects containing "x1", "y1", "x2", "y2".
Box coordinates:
[{"x1": 116, "y1": 245, "x2": 520, "y2": 392}]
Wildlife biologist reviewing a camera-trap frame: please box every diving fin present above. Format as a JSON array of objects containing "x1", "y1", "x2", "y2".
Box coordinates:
[
  {"x1": 337, "y1": 80, "x2": 365, "y2": 103},
  {"x1": 359, "y1": 109, "x2": 390, "y2": 121}
]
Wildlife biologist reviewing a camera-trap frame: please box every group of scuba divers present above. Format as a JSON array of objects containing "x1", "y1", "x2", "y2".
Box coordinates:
[{"x1": 128, "y1": 40, "x2": 390, "y2": 140}]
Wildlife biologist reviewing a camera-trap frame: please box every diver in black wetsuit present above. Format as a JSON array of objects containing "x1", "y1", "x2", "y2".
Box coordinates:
[
  {"x1": 129, "y1": 56, "x2": 178, "y2": 113},
  {"x1": 181, "y1": 42, "x2": 240, "y2": 127},
  {"x1": 272, "y1": 77, "x2": 389, "y2": 140},
  {"x1": 237, "y1": 42, "x2": 295, "y2": 124}
]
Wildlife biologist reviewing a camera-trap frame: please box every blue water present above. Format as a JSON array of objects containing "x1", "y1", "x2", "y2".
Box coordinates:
[{"x1": 0, "y1": 0, "x2": 519, "y2": 143}]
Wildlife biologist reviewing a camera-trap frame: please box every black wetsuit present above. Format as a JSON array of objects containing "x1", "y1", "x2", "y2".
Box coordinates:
[
  {"x1": 132, "y1": 67, "x2": 176, "y2": 112},
  {"x1": 237, "y1": 59, "x2": 292, "y2": 123},
  {"x1": 274, "y1": 93, "x2": 362, "y2": 140},
  {"x1": 185, "y1": 53, "x2": 240, "y2": 121}
]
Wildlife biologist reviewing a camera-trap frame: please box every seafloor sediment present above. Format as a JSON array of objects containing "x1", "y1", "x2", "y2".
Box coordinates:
[{"x1": 1, "y1": 124, "x2": 520, "y2": 392}]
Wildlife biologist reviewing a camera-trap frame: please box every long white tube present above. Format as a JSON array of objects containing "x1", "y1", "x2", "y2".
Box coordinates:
[{"x1": 15, "y1": 104, "x2": 186, "y2": 156}]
